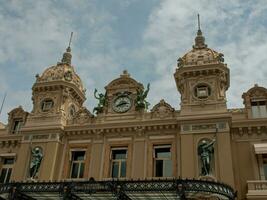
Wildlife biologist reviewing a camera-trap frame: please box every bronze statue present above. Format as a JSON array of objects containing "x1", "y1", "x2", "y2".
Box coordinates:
[
  {"x1": 29, "y1": 147, "x2": 43, "y2": 179},
  {"x1": 135, "y1": 83, "x2": 150, "y2": 110},
  {"x1": 198, "y1": 138, "x2": 216, "y2": 176},
  {"x1": 93, "y1": 89, "x2": 107, "y2": 114}
]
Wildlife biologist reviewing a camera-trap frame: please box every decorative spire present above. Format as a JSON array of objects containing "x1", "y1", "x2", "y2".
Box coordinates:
[
  {"x1": 61, "y1": 32, "x2": 73, "y2": 65},
  {"x1": 193, "y1": 14, "x2": 207, "y2": 49}
]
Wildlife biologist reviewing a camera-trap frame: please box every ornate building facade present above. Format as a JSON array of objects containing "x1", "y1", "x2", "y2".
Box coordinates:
[{"x1": 0, "y1": 25, "x2": 266, "y2": 200}]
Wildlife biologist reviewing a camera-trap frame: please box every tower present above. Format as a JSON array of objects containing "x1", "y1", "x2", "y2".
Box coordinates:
[
  {"x1": 26, "y1": 33, "x2": 86, "y2": 128},
  {"x1": 174, "y1": 16, "x2": 235, "y2": 187},
  {"x1": 174, "y1": 16, "x2": 229, "y2": 115}
]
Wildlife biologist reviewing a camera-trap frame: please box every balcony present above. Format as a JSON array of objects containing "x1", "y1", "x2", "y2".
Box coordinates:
[{"x1": 247, "y1": 180, "x2": 267, "y2": 199}]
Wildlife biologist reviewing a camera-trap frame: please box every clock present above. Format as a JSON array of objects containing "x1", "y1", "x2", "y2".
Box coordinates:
[{"x1": 112, "y1": 96, "x2": 132, "y2": 113}]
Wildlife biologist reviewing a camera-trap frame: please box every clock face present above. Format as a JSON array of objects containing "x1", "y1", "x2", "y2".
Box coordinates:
[{"x1": 112, "y1": 96, "x2": 132, "y2": 113}]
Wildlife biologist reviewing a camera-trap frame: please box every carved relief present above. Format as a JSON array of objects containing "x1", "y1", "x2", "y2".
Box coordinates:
[
  {"x1": 69, "y1": 107, "x2": 94, "y2": 124},
  {"x1": 36, "y1": 64, "x2": 84, "y2": 92},
  {"x1": 151, "y1": 99, "x2": 175, "y2": 119},
  {"x1": 7, "y1": 106, "x2": 28, "y2": 133},
  {"x1": 219, "y1": 71, "x2": 227, "y2": 98},
  {"x1": 242, "y1": 84, "x2": 267, "y2": 108}
]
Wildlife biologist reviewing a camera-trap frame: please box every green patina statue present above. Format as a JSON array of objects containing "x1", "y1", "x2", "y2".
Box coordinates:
[
  {"x1": 29, "y1": 147, "x2": 43, "y2": 179},
  {"x1": 93, "y1": 89, "x2": 107, "y2": 114},
  {"x1": 135, "y1": 83, "x2": 150, "y2": 110},
  {"x1": 198, "y1": 138, "x2": 216, "y2": 176}
]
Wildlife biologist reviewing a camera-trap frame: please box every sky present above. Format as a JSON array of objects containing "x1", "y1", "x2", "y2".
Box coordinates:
[{"x1": 0, "y1": 0, "x2": 267, "y2": 123}]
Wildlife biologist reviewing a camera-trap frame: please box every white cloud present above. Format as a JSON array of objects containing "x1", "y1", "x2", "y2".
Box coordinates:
[{"x1": 1, "y1": 0, "x2": 267, "y2": 122}]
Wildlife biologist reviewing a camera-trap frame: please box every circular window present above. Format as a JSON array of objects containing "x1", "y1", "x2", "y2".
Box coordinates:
[
  {"x1": 194, "y1": 84, "x2": 211, "y2": 99},
  {"x1": 41, "y1": 99, "x2": 54, "y2": 112}
]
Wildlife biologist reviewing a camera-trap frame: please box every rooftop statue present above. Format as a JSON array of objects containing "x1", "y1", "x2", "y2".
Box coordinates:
[
  {"x1": 135, "y1": 83, "x2": 150, "y2": 110},
  {"x1": 93, "y1": 89, "x2": 107, "y2": 114}
]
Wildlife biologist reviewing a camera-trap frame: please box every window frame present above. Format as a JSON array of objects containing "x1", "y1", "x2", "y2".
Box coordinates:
[
  {"x1": 11, "y1": 118, "x2": 23, "y2": 134},
  {"x1": 110, "y1": 147, "x2": 128, "y2": 178},
  {"x1": 41, "y1": 99, "x2": 54, "y2": 112},
  {"x1": 153, "y1": 145, "x2": 172, "y2": 177},
  {"x1": 0, "y1": 157, "x2": 15, "y2": 183},
  {"x1": 194, "y1": 84, "x2": 211, "y2": 99},
  {"x1": 69, "y1": 150, "x2": 86, "y2": 179},
  {"x1": 251, "y1": 100, "x2": 267, "y2": 118}
]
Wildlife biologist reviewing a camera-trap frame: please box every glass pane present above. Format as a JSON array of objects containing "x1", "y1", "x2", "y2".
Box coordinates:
[
  {"x1": 0, "y1": 169, "x2": 7, "y2": 183},
  {"x1": 73, "y1": 151, "x2": 85, "y2": 161},
  {"x1": 4, "y1": 158, "x2": 14, "y2": 165},
  {"x1": 112, "y1": 162, "x2": 119, "y2": 178},
  {"x1": 6, "y1": 169, "x2": 12, "y2": 183},
  {"x1": 112, "y1": 150, "x2": 127, "y2": 159},
  {"x1": 163, "y1": 160, "x2": 172, "y2": 177},
  {"x1": 251, "y1": 106, "x2": 259, "y2": 118},
  {"x1": 155, "y1": 148, "x2": 171, "y2": 158},
  {"x1": 121, "y1": 161, "x2": 126, "y2": 177},
  {"x1": 71, "y1": 163, "x2": 79, "y2": 178},
  {"x1": 259, "y1": 105, "x2": 267, "y2": 117},
  {"x1": 79, "y1": 163, "x2": 84, "y2": 178},
  {"x1": 251, "y1": 101, "x2": 258, "y2": 106},
  {"x1": 155, "y1": 160, "x2": 163, "y2": 177},
  {"x1": 264, "y1": 163, "x2": 267, "y2": 180},
  {"x1": 259, "y1": 101, "x2": 266, "y2": 106},
  {"x1": 13, "y1": 120, "x2": 22, "y2": 133}
]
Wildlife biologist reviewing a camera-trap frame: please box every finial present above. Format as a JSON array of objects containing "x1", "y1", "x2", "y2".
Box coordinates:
[
  {"x1": 68, "y1": 32, "x2": 73, "y2": 49},
  {"x1": 61, "y1": 32, "x2": 73, "y2": 65},
  {"x1": 197, "y1": 14, "x2": 200, "y2": 30},
  {"x1": 121, "y1": 70, "x2": 130, "y2": 77},
  {"x1": 193, "y1": 14, "x2": 207, "y2": 49}
]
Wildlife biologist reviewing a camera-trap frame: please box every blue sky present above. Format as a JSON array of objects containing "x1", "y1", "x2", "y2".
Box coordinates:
[{"x1": 1, "y1": 0, "x2": 267, "y2": 123}]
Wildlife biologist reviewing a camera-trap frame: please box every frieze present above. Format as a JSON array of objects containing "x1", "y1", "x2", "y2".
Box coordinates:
[
  {"x1": 22, "y1": 133, "x2": 61, "y2": 142},
  {"x1": 65, "y1": 124, "x2": 178, "y2": 136},
  {"x1": 231, "y1": 126, "x2": 267, "y2": 139},
  {"x1": 182, "y1": 122, "x2": 227, "y2": 133}
]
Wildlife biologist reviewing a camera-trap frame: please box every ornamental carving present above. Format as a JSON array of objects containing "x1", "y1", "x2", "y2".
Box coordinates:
[
  {"x1": 151, "y1": 99, "x2": 175, "y2": 119},
  {"x1": 7, "y1": 106, "x2": 28, "y2": 133},
  {"x1": 105, "y1": 70, "x2": 143, "y2": 93},
  {"x1": 242, "y1": 84, "x2": 267, "y2": 107},
  {"x1": 69, "y1": 107, "x2": 94, "y2": 124},
  {"x1": 8, "y1": 106, "x2": 28, "y2": 124},
  {"x1": 35, "y1": 63, "x2": 84, "y2": 93}
]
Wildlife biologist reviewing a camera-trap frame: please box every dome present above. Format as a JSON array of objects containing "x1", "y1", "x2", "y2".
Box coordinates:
[
  {"x1": 177, "y1": 29, "x2": 224, "y2": 67},
  {"x1": 36, "y1": 63, "x2": 84, "y2": 92},
  {"x1": 35, "y1": 47, "x2": 84, "y2": 93}
]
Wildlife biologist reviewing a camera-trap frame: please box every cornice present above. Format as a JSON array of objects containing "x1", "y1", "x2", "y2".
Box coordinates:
[{"x1": 0, "y1": 134, "x2": 22, "y2": 148}]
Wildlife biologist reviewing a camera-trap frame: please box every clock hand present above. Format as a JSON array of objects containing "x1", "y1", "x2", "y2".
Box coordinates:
[{"x1": 117, "y1": 101, "x2": 128, "y2": 107}]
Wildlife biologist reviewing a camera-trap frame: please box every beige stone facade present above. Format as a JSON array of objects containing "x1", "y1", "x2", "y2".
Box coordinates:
[{"x1": 0, "y1": 27, "x2": 266, "y2": 200}]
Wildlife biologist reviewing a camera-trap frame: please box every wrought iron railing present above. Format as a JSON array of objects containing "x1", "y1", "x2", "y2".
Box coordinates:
[{"x1": 0, "y1": 178, "x2": 236, "y2": 200}]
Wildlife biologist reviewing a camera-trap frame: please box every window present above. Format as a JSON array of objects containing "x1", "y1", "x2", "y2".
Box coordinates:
[
  {"x1": 110, "y1": 148, "x2": 127, "y2": 178},
  {"x1": 194, "y1": 84, "x2": 211, "y2": 99},
  {"x1": 262, "y1": 155, "x2": 267, "y2": 180},
  {"x1": 12, "y1": 119, "x2": 22, "y2": 134},
  {"x1": 0, "y1": 158, "x2": 14, "y2": 183},
  {"x1": 153, "y1": 146, "x2": 172, "y2": 177},
  {"x1": 70, "y1": 151, "x2": 85, "y2": 179},
  {"x1": 251, "y1": 101, "x2": 267, "y2": 118},
  {"x1": 41, "y1": 99, "x2": 54, "y2": 112}
]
